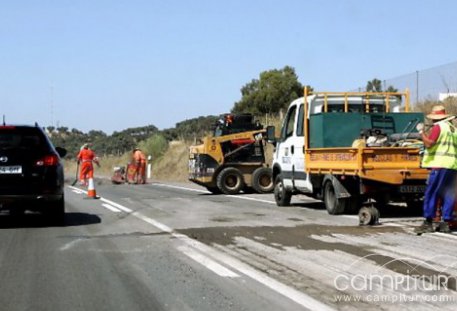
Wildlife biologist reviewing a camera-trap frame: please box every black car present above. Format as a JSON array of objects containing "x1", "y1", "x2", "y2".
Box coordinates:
[{"x1": 0, "y1": 124, "x2": 67, "y2": 221}]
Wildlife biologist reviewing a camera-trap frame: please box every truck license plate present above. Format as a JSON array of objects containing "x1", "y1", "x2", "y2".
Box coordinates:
[{"x1": 400, "y1": 185, "x2": 426, "y2": 193}]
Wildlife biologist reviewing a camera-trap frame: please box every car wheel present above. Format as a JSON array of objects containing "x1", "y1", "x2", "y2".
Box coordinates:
[
  {"x1": 274, "y1": 174, "x2": 292, "y2": 206},
  {"x1": 252, "y1": 167, "x2": 274, "y2": 194},
  {"x1": 216, "y1": 167, "x2": 245, "y2": 195}
]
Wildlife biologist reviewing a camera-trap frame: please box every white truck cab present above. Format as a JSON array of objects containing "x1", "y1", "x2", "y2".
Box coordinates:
[{"x1": 270, "y1": 89, "x2": 413, "y2": 211}]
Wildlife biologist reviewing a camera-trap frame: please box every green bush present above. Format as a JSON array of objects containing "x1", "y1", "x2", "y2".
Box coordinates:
[{"x1": 138, "y1": 134, "x2": 168, "y2": 162}]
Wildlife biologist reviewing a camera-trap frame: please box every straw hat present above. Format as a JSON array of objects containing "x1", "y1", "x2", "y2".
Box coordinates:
[{"x1": 426, "y1": 105, "x2": 450, "y2": 120}]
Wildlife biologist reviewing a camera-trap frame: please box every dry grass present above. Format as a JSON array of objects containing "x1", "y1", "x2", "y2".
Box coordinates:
[{"x1": 152, "y1": 140, "x2": 190, "y2": 181}]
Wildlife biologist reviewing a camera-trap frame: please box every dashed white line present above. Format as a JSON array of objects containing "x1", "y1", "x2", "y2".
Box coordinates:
[
  {"x1": 60, "y1": 238, "x2": 86, "y2": 251},
  {"x1": 226, "y1": 194, "x2": 276, "y2": 204},
  {"x1": 153, "y1": 183, "x2": 209, "y2": 193},
  {"x1": 102, "y1": 203, "x2": 121, "y2": 213},
  {"x1": 99, "y1": 197, "x2": 133, "y2": 213},
  {"x1": 177, "y1": 245, "x2": 239, "y2": 278},
  {"x1": 132, "y1": 212, "x2": 173, "y2": 233},
  {"x1": 154, "y1": 183, "x2": 278, "y2": 205}
]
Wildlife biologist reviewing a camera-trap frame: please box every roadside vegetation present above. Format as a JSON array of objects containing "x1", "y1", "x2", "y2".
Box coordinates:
[{"x1": 55, "y1": 65, "x2": 454, "y2": 182}]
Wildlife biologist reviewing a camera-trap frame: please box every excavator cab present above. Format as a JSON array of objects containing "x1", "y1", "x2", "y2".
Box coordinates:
[{"x1": 214, "y1": 114, "x2": 262, "y2": 137}]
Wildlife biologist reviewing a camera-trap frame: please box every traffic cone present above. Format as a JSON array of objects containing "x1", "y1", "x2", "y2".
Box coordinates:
[{"x1": 86, "y1": 178, "x2": 99, "y2": 199}]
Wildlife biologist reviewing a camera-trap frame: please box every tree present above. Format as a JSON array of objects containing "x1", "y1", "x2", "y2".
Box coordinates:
[
  {"x1": 232, "y1": 66, "x2": 306, "y2": 115},
  {"x1": 385, "y1": 85, "x2": 398, "y2": 93},
  {"x1": 366, "y1": 78, "x2": 383, "y2": 92},
  {"x1": 139, "y1": 134, "x2": 168, "y2": 161}
]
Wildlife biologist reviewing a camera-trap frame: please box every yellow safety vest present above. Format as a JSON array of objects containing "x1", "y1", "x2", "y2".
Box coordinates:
[{"x1": 422, "y1": 121, "x2": 457, "y2": 170}]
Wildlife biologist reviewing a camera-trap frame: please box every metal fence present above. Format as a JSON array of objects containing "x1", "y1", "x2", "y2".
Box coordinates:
[{"x1": 356, "y1": 60, "x2": 457, "y2": 105}]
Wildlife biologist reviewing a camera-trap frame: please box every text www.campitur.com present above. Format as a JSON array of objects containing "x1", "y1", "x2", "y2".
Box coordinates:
[{"x1": 334, "y1": 293, "x2": 456, "y2": 303}]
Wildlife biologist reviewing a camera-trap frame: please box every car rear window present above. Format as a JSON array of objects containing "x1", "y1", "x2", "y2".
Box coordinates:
[{"x1": 0, "y1": 127, "x2": 51, "y2": 151}]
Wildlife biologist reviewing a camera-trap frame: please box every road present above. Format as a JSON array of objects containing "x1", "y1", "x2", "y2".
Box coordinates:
[{"x1": 0, "y1": 179, "x2": 456, "y2": 311}]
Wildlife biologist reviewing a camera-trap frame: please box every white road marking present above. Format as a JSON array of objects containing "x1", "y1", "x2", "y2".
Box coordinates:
[
  {"x1": 177, "y1": 245, "x2": 239, "y2": 278},
  {"x1": 154, "y1": 183, "x2": 278, "y2": 205},
  {"x1": 60, "y1": 238, "x2": 86, "y2": 251},
  {"x1": 69, "y1": 185, "x2": 87, "y2": 194},
  {"x1": 153, "y1": 183, "x2": 209, "y2": 193},
  {"x1": 132, "y1": 212, "x2": 172, "y2": 233},
  {"x1": 226, "y1": 194, "x2": 275, "y2": 204},
  {"x1": 99, "y1": 198, "x2": 133, "y2": 213},
  {"x1": 102, "y1": 203, "x2": 121, "y2": 213}
]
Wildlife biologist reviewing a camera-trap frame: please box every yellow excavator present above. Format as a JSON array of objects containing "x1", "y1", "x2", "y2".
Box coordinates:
[{"x1": 188, "y1": 113, "x2": 273, "y2": 195}]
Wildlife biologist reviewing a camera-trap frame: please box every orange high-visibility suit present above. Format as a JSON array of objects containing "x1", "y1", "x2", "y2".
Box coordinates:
[
  {"x1": 133, "y1": 149, "x2": 147, "y2": 184},
  {"x1": 77, "y1": 147, "x2": 99, "y2": 185}
]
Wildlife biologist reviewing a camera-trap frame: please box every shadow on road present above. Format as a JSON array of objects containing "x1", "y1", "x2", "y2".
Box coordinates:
[
  {"x1": 0, "y1": 212, "x2": 101, "y2": 229},
  {"x1": 292, "y1": 200, "x2": 422, "y2": 218}
]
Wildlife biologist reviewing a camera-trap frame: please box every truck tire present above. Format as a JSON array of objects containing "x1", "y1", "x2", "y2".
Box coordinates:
[
  {"x1": 274, "y1": 174, "x2": 292, "y2": 206},
  {"x1": 252, "y1": 167, "x2": 274, "y2": 194},
  {"x1": 217, "y1": 167, "x2": 245, "y2": 195},
  {"x1": 358, "y1": 206, "x2": 380, "y2": 226},
  {"x1": 323, "y1": 181, "x2": 347, "y2": 215}
]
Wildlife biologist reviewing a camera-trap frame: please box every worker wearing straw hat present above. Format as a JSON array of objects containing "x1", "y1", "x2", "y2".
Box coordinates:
[{"x1": 415, "y1": 105, "x2": 457, "y2": 234}]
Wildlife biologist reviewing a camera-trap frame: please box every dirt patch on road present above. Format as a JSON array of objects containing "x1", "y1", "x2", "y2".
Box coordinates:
[
  {"x1": 178, "y1": 224, "x2": 405, "y2": 251},
  {"x1": 179, "y1": 224, "x2": 457, "y2": 290}
]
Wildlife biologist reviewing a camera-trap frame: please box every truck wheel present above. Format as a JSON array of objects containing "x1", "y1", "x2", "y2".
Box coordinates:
[
  {"x1": 274, "y1": 174, "x2": 292, "y2": 206},
  {"x1": 252, "y1": 167, "x2": 274, "y2": 193},
  {"x1": 358, "y1": 206, "x2": 380, "y2": 226},
  {"x1": 323, "y1": 181, "x2": 347, "y2": 215},
  {"x1": 217, "y1": 167, "x2": 245, "y2": 195}
]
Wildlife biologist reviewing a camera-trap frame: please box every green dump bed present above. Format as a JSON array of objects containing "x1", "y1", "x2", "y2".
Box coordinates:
[{"x1": 309, "y1": 112, "x2": 424, "y2": 148}]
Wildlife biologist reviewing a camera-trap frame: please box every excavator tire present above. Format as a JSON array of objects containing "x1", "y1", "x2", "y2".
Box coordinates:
[
  {"x1": 252, "y1": 167, "x2": 274, "y2": 193},
  {"x1": 217, "y1": 167, "x2": 245, "y2": 195}
]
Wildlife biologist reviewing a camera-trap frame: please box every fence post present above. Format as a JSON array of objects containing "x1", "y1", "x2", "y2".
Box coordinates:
[{"x1": 147, "y1": 155, "x2": 152, "y2": 179}]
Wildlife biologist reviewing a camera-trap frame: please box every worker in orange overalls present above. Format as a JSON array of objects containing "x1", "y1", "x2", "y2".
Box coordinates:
[
  {"x1": 77, "y1": 143, "x2": 100, "y2": 186},
  {"x1": 132, "y1": 147, "x2": 147, "y2": 184}
]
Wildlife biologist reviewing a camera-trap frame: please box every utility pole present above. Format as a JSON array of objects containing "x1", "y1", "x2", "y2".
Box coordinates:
[{"x1": 50, "y1": 84, "x2": 54, "y2": 127}]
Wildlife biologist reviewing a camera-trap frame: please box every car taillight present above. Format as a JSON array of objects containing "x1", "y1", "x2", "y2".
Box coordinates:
[{"x1": 36, "y1": 154, "x2": 59, "y2": 166}]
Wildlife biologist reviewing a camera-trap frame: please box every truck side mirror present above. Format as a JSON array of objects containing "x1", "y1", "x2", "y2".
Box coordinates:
[{"x1": 266, "y1": 126, "x2": 276, "y2": 144}]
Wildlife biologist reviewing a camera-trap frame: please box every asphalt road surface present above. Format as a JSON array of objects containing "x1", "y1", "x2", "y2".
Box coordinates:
[{"x1": 1, "y1": 178, "x2": 456, "y2": 311}]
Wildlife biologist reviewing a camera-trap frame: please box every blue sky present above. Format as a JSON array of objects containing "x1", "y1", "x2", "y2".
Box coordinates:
[{"x1": 1, "y1": 0, "x2": 457, "y2": 133}]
